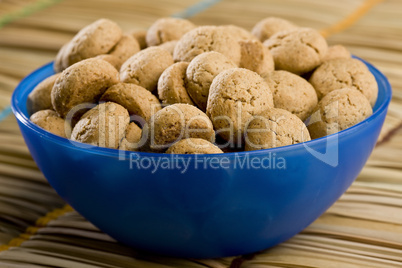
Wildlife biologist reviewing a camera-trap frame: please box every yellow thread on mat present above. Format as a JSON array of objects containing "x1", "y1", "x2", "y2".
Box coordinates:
[
  {"x1": 0, "y1": 204, "x2": 73, "y2": 252},
  {"x1": 36, "y1": 205, "x2": 73, "y2": 226},
  {"x1": 320, "y1": 0, "x2": 385, "y2": 38}
]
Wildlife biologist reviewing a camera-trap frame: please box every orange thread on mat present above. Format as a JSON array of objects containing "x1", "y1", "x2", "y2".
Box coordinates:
[
  {"x1": 0, "y1": 204, "x2": 73, "y2": 252},
  {"x1": 320, "y1": 0, "x2": 385, "y2": 38}
]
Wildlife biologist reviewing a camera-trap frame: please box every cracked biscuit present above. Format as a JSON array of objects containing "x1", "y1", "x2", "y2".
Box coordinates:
[
  {"x1": 51, "y1": 58, "x2": 120, "y2": 118},
  {"x1": 158, "y1": 62, "x2": 194, "y2": 105},
  {"x1": 307, "y1": 88, "x2": 373, "y2": 139},
  {"x1": 120, "y1": 46, "x2": 174, "y2": 91},
  {"x1": 54, "y1": 43, "x2": 69, "y2": 73},
  {"x1": 245, "y1": 107, "x2": 310, "y2": 150},
  {"x1": 130, "y1": 30, "x2": 147, "y2": 50},
  {"x1": 263, "y1": 70, "x2": 317, "y2": 121},
  {"x1": 218, "y1": 25, "x2": 257, "y2": 41},
  {"x1": 206, "y1": 68, "x2": 274, "y2": 145},
  {"x1": 158, "y1": 40, "x2": 178, "y2": 55},
  {"x1": 186, "y1": 51, "x2": 237, "y2": 111},
  {"x1": 119, "y1": 122, "x2": 143, "y2": 151},
  {"x1": 27, "y1": 73, "x2": 61, "y2": 115},
  {"x1": 71, "y1": 102, "x2": 130, "y2": 149},
  {"x1": 108, "y1": 34, "x2": 140, "y2": 66},
  {"x1": 100, "y1": 82, "x2": 161, "y2": 122},
  {"x1": 323, "y1": 44, "x2": 351, "y2": 62},
  {"x1": 145, "y1": 103, "x2": 215, "y2": 151},
  {"x1": 173, "y1": 26, "x2": 241, "y2": 65},
  {"x1": 309, "y1": 58, "x2": 378, "y2": 106},
  {"x1": 252, "y1": 17, "x2": 298, "y2": 42},
  {"x1": 30, "y1": 109, "x2": 69, "y2": 138},
  {"x1": 95, "y1": 54, "x2": 122, "y2": 70},
  {"x1": 146, "y1": 17, "x2": 196, "y2": 46},
  {"x1": 54, "y1": 19, "x2": 122, "y2": 71},
  {"x1": 264, "y1": 28, "x2": 328, "y2": 75},
  {"x1": 239, "y1": 39, "x2": 274, "y2": 76}
]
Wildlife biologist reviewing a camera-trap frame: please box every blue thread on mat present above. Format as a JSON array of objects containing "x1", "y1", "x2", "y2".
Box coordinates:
[
  {"x1": 0, "y1": 105, "x2": 12, "y2": 123},
  {"x1": 172, "y1": 0, "x2": 222, "y2": 18}
]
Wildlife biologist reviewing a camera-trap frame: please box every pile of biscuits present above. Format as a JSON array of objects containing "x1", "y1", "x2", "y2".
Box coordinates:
[{"x1": 28, "y1": 17, "x2": 377, "y2": 154}]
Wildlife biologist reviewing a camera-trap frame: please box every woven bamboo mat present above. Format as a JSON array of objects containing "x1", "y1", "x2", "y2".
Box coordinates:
[{"x1": 0, "y1": 0, "x2": 401, "y2": 267}]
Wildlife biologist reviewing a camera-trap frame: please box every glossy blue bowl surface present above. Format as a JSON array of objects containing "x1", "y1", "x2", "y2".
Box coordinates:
[{"x1": 11, "y1": 58, "x2": 391, "y2": 258}]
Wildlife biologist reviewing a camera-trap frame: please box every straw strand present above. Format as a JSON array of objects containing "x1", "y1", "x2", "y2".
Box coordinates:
[{"x1": 320, "y1": 0, "x2": 385, "y2": 38}]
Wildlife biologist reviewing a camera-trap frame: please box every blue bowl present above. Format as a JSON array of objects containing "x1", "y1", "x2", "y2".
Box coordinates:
[{"x1": 12, "y1": 58, "x2": 391, "y2": 258}]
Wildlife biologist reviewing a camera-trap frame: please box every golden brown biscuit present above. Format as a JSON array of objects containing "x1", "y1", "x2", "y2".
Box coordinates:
[
  {"x1": 130, "y1": 30, "x2": 147, "y2": 50},
  {"x1": 206, "y1": 68, "x2": 274, "y2": 145},
  {"x1": 166, "y1": 138, "x2": 223, "y2": 154},
  {"x1": 120, "y1": 46, "x2": 174, "y2": 91},
  {"x1": 145, "y1": 103, "x2": 215, "y2": 151},
  {"x1": 51, "y1": 58, "x2": 119, "y2": 118},
  {"x1": 309, "y1": 58, "x2": 378, "y2": 106},
  {"x1": 322, "y1": 44, "x2": 351, "y2": 62},
  {"x1": 146, "y1": 17, "x2": 196, "y2": 46},
  {"x1": 218, "y1": 25, "x2": 257, "y2": 41},
  {"x1": 30, "y1": 109, "x2": 69, "y2": 138},
  {"x1": 173, "y1": 26, "x2": 241, "y2": 65},
  {"x1": 108, "y1": 34, "x2": 140, "y2": 65},
  {"x1": 245, "y1": 107, "x2": 310, "y2": 150},
  {"x1": 158, "y1": 40, "x2": 178, "y2": 55},
  {"x1": 54, "y1": 43, "x2": 69, "y2": 73},
  {"x1": 95, "y1": 54, "x2": 122, "y2": 70},
  {"x1": 307, "y1": 88, "x2": 373, "y2": 139},
  {"x1": 71, "y1": 102, "x2": 129, "y2": 149},
  {"x1": 56, "y1": 19, "x2": 123, "y2": 70},
  {"x1": 27, "y1": 73, "x2": 61, "y2": 115},
  {"x1": 186, "y1": 51, "x2": 237, "y2": 111},
  {"x1": 252, "y1": 17, "x2": 298, "y2": 42},
  {"x1": 264, "y1": 28, "x2": 328, "y2": 74},
  {"x1": 157, "y1": 62, "x2": 194, "y2": 105},
  {"x1": 100, "y1": 82, "x2": 161, "y2": 122},
  {"x1": 119, "y1": 122, "x2": 142, "y2": 151},
  {"x1": 263, "y1": 70, "x2": 318, "y2": 121},
  {"x1": 239, "y1": 39, "x2": 274, "y2": 76}
]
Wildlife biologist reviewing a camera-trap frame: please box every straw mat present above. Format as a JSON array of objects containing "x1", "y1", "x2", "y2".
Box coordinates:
[{"x1": 0, "y1": 0, "x2": 401, "y2": 267}]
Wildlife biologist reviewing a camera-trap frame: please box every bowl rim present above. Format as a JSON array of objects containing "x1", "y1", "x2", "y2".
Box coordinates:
[{"x1": 11, "y1": 57, "x2": 392, "y2": 159}]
